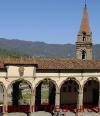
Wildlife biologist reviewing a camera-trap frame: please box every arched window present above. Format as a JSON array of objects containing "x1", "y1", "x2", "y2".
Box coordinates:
[
  {"x1": 82, "y1": 32, "x2": 86, "y2": 42},
  {"x1": 82, "y1": 50, "x2": 86, "y2": 60}
]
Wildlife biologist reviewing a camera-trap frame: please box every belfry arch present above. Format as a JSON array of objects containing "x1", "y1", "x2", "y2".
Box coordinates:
[
  {"x1": 60, "y1": 78, "x2": 80, "y2": 111},
  {"x1": 82, "y1": 50, "x2": 86, "y2": 60},
  {"x1": 7, "y1": 79, "x2": 33, "y2": 113},
  {"x1": 35, "y1": 79, "x2": 57, "y2": 112},
  {"x1": 83, "y1": 78, "x2": 99, "y2": 109}
]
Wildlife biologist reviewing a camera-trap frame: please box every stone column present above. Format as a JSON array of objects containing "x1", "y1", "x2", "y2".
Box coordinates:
[
  {"x1": 30, "y1": 90, "x2": 35, "y2": 112},
  {"x1": 55, "y1": 89, "x2": 60, "y2": 112},
  {"x1": 33, "y1": 91, "x2": 36, "y2": 112},
  {"x1": 77, "y1": 87, "x2": 83, "y2": 116},
  {"x1": 3, "y1": 89, "x2": 8, "y2": 116},
  {"x1": 55, "y1": 92, "x2": 60, "y2": 106}
]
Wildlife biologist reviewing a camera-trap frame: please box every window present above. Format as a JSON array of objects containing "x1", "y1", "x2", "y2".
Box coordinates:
[
  {"x1": 82, "y1": 50, "x2": 86, "y2": 60},
  {"x1": 82, "y1": 32, "x2": 86, "y2": 42}
]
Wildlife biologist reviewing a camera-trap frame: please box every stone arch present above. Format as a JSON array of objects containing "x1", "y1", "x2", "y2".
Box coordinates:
[
  {"x1": 82, "y1": 77, "x2": 99, "y2": 88},
  {"x1": 82, "y1": 32, "x2": 86, "y2": 42},
  {"x1": 34, "y1": 78, "x2": 58, "y2": 112},
  {"x1": 34, "y1": 78, "x2": 59, "y2": 92},
  {"x1": 59, "y1": 77, "x2": 82, "y2": 90},
  {"x1": 7, "y1": 78, "x2": 33, "y2": 113},
  {"x1": 83, "y1": 77, "x2": 99, "y2": 109},
  {"x1": 7, "y1": 78, "x2": 33, "y2": 91},
  {"x1": 81, "y1": 49, "x2": 86, "y2": 60},
  {"x1": 60, "y1": 77, "x2": 81, "y2": 111}
]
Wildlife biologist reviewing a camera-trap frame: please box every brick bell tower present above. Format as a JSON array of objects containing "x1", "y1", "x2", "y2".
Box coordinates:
[{"x1": 76, "y1": 3, "x2": 93, "y2": 60}]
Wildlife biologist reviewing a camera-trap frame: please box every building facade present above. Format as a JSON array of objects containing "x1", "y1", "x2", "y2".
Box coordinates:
[{"x1": 0, "y1": 4, "x2": 100, "y2": 116}]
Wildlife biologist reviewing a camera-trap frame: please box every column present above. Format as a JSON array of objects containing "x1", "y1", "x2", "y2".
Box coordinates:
[
  {"x1": 30, "y1": 91, "x2": 35, "y2": 112},
  {"x1": 3, "y1": 89, "x2": 8, "y2": 116},
  {"x1": 55, "y1": 89, "x2": 60, "y2": 112},
  {"x1": 77, "y1": 87, "x2": 83, "y2": 116},
  {"x1": 55, "y1": 92, "x2": 60, "y2": 106},
  {"x1": 33, "y1": 91, "x2": 35, "y2": 112}
]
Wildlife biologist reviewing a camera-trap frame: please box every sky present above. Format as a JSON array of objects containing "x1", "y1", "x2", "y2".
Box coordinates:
[{"x1": 0, "y1": 0, "x2": 100, "y2": 44}]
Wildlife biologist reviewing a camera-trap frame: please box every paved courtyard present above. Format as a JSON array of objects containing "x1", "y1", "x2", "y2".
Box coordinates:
[
  {"x1": 54, "y1": 111, "x2": 100, "y2": 116},
  {"x1": 0, "y1": 111, "x2": 99, "y2": 116},
  {"x1": 30, "y1": 111, "x2": 52, "y2": 116},
  {"x1": 83, "y1": 112, "x2": 99, "y2": 116}
]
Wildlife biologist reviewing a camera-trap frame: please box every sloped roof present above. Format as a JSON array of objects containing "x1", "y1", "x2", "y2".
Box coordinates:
[
  {"x1": 35, "y1": 58, "x2": 100, "y2": 69},
  {"x1": 1, "y1": 57, "x2": 100, "y2": 70}
]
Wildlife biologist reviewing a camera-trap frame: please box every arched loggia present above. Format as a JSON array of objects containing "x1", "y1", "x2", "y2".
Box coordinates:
[
  {"x1": 7, "y1": 79, "x2": 33, "y2": 113},
  {"x1": 35, "y1": 79, "x2": 56, "y2": 112},
  {"x1": 83, "y1": 79, "x2": 99, "y2": 110},
  {"x1": 60, "y1": 79, "x2": 80, "y2": 112}
]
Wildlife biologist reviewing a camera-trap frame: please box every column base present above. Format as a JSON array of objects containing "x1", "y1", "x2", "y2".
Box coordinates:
[
  {"x1": 3, "y1": 112, "x2": 8, "y2": 116},
  {"x1": 77, "y1": 112, "x2": 83, "y2": 116}
]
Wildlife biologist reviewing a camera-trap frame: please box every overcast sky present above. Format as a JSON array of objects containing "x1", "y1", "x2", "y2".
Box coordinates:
[{"x1": 0, "y1": 0, "x2": 100, "y2": 44}]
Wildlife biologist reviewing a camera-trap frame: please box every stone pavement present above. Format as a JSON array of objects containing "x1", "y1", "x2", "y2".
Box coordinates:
[
  {"x1": 83, "y1": 112, "x2": 99, "y2": 116},
  {"x1": 65, "y1": 112, "x2": 76, "y2": 116},
  {"x1": 0, "y1": 112, "x2": 52, "y2": 116},
  {"x1": 0, "y1": 111, "x2": 100, "y2": 116},
  {"x1": 53, "y1": 111, "x2": 100, "y2": 116},
  {"x1": 7, "y1": 113, "x2": 27, "y2": 116},
  {"x1": 30, "y1": 111, "x2": 52, "y2": 116}
]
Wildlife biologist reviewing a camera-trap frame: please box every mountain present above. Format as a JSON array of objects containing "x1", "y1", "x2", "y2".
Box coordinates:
[{"x1": 0, "y1": 38, "x2": 100, "y2": 59}]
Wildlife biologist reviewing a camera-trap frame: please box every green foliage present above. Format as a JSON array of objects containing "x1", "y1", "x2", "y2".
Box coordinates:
[
  {"x1": 0, "y1": 48, "x2": 26, "y2": 58},
  {"x1": 18, "y1": 93, "x2": 32, "y2": 105},
  {"x1": 41, "y1": 91, "x2": 49, "y2": 99},
  {"x1": 0, "y1": 38, "x2": 100, "y2": 59}
]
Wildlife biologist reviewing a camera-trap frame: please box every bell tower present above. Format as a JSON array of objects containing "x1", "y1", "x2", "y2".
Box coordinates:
[{"x1": 76, "y1": 3, "x2": 93, "y2": 60}]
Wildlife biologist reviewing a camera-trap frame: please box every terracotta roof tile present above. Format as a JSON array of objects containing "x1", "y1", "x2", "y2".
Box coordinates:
[
  {"x1": 35, "y1": 58, "x2": 100, "y2": 69},
  {"x1": 0, "y1": 57, "x2": 100, "y2": 70}
]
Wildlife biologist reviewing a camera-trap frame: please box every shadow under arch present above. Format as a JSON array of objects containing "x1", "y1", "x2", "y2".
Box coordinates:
[
  {"x1": 60, "y1": 77, "x2": 81, "y2": 112},
  {"x1": 59, "y1": 77, "x2": 82, "y2": 90},
  {"x1": 83, "y1": 77, "x2": 99, "y2": 110},
  {"x1": 7, "y1": 78, "x2": 33, "y2": 113},
  {"x1": 34, "y1": 78, "x2": 58, "y2": 112},
  {"x1": 7, "y1": 78, "x2": 33, "y2": 91},
  {"x1": 0, "y1": 82, "x2": 6, "y2": 113},
  {"x1": 82, "y1": 77, "x2": 99, "y2": 89}
]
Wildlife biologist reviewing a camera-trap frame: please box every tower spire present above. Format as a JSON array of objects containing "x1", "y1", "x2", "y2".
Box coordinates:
[{"x1": 79, "y1": 1, "x2": 91, "y2": 33}]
